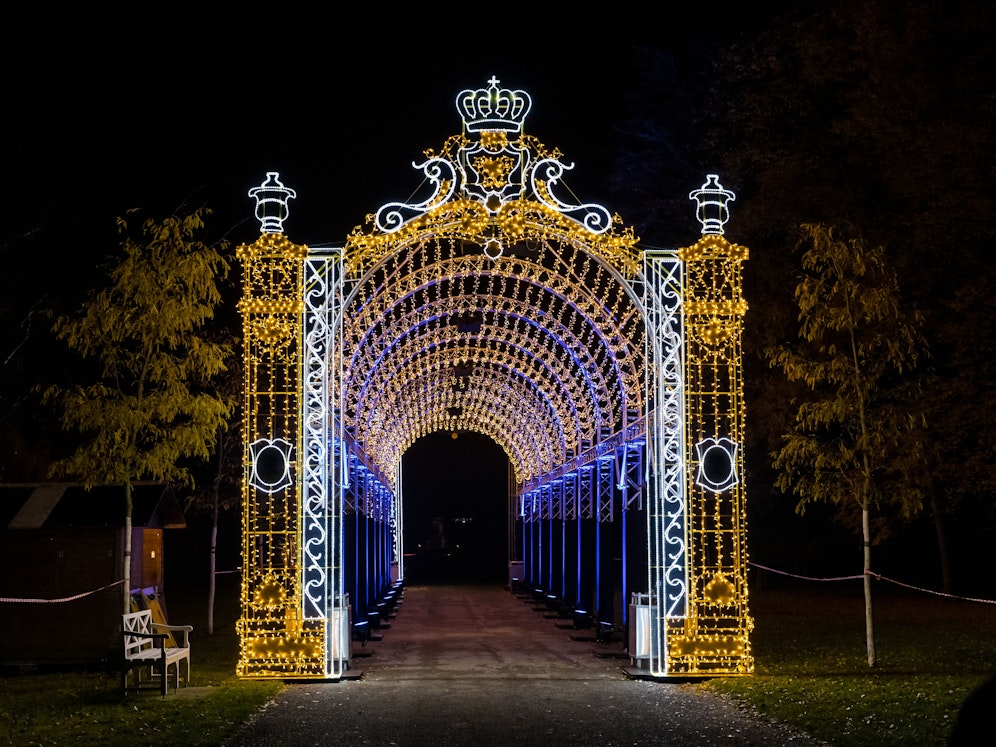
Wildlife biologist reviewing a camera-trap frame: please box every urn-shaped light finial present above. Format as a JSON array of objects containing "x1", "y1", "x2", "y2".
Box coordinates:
[
  {"x1": 249, "y1": 172, "x2": 297, "y2": 234},
  {"x1": 689, "y1": 174, "x2": 735, "y2": 235}
]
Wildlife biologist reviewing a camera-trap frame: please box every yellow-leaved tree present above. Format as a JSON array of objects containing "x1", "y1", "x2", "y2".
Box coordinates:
[
  {"x1": 768, "y1": 223, "x2": 927, "y2": 667},
  {"x1": 45, "y1": 206, "x2": 233, "y2": 614}
]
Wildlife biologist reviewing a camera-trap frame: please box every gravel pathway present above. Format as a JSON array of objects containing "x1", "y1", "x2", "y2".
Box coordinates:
[{"x1": 228, "y1": 584, "x2": 826, "y2": 746}]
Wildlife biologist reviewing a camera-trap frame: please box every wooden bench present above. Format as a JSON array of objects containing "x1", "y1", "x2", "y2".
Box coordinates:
[{"x1": 121, "y1": 610, "x2": 192, "y2": 696}]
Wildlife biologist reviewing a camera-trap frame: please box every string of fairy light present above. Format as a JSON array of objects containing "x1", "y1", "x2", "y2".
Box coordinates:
[
  {"x1": 675, "y1": 233, "x2": 752, "y2": 673},
  {"x1": 236, "y1": 233, "x2": 329, "y2": 676}
]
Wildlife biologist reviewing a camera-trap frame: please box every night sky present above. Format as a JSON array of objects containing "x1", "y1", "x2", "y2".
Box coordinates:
[
  {"x1": 6, "y1": 5, "x2": 989, "y2": 588},
  {"x1": 2, "y1": 6, "x2": 786, "y2": 266},
  {"x1": 2, "y1": 7, "x2": 781, "y2": 577}
]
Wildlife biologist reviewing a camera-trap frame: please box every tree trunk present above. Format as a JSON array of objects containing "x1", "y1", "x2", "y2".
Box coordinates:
[
  {"x1": 843, "y1": 281, "x2": 877, "y2": 668},
  {"x1": 208, "y1": 502, "x2": 218, "y2": 635},
  {"x1": 928, "y1": 483, "x2": 953, "y2": 594},
  {"x1": 123, "y1": 481, "x2": 133, "y2": 615},
  {"x1": 207, "y1": 432, "x2": 226, "y2": 636},
  {"x1": 862, "y1": 503, "x2": 876, "y2": 667}
]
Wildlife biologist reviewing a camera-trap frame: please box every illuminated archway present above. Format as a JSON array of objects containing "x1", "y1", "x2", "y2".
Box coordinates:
[{"x1": 236, "y1": 78, "x2": 752, "y2": 680}]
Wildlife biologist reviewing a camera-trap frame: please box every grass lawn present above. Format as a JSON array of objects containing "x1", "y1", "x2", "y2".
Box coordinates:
[
  {"x1": 2, "y1": 576, "x2": 993, "y2": 745},
  {"x1": 702, "y1": 578, "x2": 996, "y2": 746},
  {"x1": 0, "y1": 576, "x2": 283, "y2": 747}
]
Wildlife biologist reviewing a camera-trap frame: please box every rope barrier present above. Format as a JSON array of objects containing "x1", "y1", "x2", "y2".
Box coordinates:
[
  {"x1": 5, "y1": 564, "x2": 990, "y2": 605},
  {"x1": 867, "y1": 571, "x2": 996, "y2": 605},
  {"x1": 0, "y1": 579, "x2": 124, "y2": 604},
  {"x1": 750, "y1": 562, "x2": 996, "y2": 605},
  {"x1": 749, "y1": 562, "x2": 864, "y2": 582},
  {"x1": 0, "y1": 571, "x2": 243, "y2": 603}
]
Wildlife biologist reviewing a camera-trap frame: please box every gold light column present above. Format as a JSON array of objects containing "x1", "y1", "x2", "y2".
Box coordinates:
[
  {"x1": 236, "y1": 232, "x2": 325, "y2": 678},
  {"x1": 673, "y1": 232, "x2": 753, "y2": 675}
]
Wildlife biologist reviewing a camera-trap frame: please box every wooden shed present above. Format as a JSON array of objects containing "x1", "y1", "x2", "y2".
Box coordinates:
[{"x1": 0, "y1": 482, "x2": 186, "y2": 667}]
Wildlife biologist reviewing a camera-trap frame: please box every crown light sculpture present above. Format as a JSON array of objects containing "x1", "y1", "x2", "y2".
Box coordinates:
[
  {"x1": 368, "y1": 76, "x2": 615, "y2": 251},
  {"x1": 236, "y1": 76, "x2": 752, "y2": 681},
  {"x1": 456, "y1": 76, "x2": 532, "y2": 133}
]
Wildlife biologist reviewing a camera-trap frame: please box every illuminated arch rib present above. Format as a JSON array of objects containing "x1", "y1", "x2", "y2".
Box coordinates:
[
  {"x1": 336, "y1": 232, "x2": 645, "y2": 485},
  {"x1": 372, "y1": 364, "x2": 559, "y2": 482},
  {"x1": 347, "y1": 299, "x2": 606, "y2": 445},
  {"x1": 356, "y1": 331, "x2": 579, "y2": 457}
]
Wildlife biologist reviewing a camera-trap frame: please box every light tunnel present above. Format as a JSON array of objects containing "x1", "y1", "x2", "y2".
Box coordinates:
[
  {"x1": 236, "y1": 77, "x2": 753, "y2": 681},
  {"x1": 339, "y1": 236, "x2": 644, "y2": 486}
]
